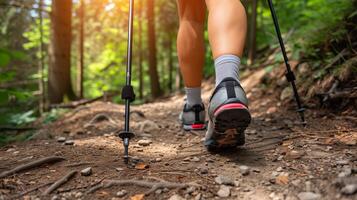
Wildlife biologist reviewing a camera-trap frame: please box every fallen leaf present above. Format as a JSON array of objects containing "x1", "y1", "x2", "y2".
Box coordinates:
[
  {"x1": 135, "y1": 162, "x2": 149, "y2": 170},
  {"x1": 335, "y1": 133, "x2": 357, "y2": 145},
  {"x1": 131, "y1": 194, "x2": 145, "y2": 200},
  {"x1": 276, "y1": 175, "x2": 289, "y2": 185}
]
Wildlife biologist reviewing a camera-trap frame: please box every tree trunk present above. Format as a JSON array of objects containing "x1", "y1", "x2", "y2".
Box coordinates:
[
  {"x1": 77, "y1": 0, "x2": 85, "y2": 99},
  {"x1": 138, "y1": 0, "x2": 144, "y2": 99},
  {"x1": 38, "y1": 0, "x2": 45, "y2": 114},
  {"x1": 147, "y1": 0, "x2": 161, "y2": 98},
  {"x1": 168, "y1": 37, "x2": 173, "y2": 92},
  {"x1": 48, "y1": 0, "x2": 76, "y2": 103},
  {"x1": 248, "y1": 0, "x2": 257, "y2": 65}
]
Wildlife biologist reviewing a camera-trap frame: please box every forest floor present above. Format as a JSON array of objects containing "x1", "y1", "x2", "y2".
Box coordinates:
[{"x1": 1, "y1": 79, "x2": 356, "y2": 200}]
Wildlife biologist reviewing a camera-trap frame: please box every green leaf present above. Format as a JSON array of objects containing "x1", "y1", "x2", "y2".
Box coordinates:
[{"x1": 0, "y1": 52, "x2": 11, "y2": 67}]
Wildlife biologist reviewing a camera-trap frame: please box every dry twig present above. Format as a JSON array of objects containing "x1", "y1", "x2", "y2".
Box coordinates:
[
  {"x1": 43, "y1": 170, "x2": 77, "y2": 195},
  {"x1": 87, "y1": 179, "x2": 199, "y2": 195},
  {"x1": 0, "y1": 156, "x2": 65, "y2": 178}
]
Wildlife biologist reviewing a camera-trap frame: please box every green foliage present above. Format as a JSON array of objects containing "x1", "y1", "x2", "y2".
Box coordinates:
[
  {"x1": 42, "y1": 108, "x2": 67, "y2": 124},
  {"x1": 9, "y1": 110, "x2": 37, "y2": 126},
  {"x1": 0, "y1": 132, "x2": 33, "y2": 147}
]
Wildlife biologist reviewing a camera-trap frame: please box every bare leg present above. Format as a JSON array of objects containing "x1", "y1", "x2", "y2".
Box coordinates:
[
  {"x1": 205, "y1": 0, "x2": 247, "y2": 58},
  {"x1": 176, "y1": 0, "x2": 206, "y2": 88}
]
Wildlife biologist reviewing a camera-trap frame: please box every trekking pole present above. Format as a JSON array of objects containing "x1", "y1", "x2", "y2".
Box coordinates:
[
  {"x1": 267, "y1": 0, "x2": 306, "y2": 125},
  {"x1": 119, "y1": 0, "x2": 135, "y2": 164}
]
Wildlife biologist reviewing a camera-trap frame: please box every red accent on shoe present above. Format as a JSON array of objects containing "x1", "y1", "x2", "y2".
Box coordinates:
[
  {"x1": 214, "y1": 103, "x2": 248, "y2": 116},
  {"x1": 191, "y1": 124, "x2": 205, "y2": 129}
]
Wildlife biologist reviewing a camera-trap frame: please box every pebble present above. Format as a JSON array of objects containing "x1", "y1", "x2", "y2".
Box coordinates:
[
  {"x1": 336, "y1": 160, "x2": 349, "y2": 165},
  {"x1": 297, "y1": 192, "x2": 321, "y2": 200},
  {"x1": 81, "y1": 167, "x2": 92, "y2": 176},
  {"x1": 194, "y1": 193, "x2": 202, "y2": 200},
  {"x1": 338, "y1": 167, "x2": 352, "y2": 178},
  {"x1": 239, "y1": 165, "x2": 250, "y2": 176},
  {"x1": 168, "y1": 194, "x2": 186, "y2": 200},
  {"x1": 199, "y1": 167, "x2": 208, "y2": 174},
  {"x1": 214, "y1": 175, "x2": 235, "y2": 186},
  {"x1": 57, "y1": 137, "x2": 66, "y2": 142},
  {"x1": 115, "y1": 167, "x2": 124, "y2": 172},
  {"x1": 276, "y1": 167, "x2": 283, "y2": 172},
  {"x1": 155, "y1": 189, "x2": 162, "y2": 194},
  {"x1": 138, "y1": 139, "x2": 152, "y2": 146},
  {"x1": 64, "y1": 140, "x2": 74, "y2": 145},
  {"x1": 191, "y1": 157, "x2": 200, "y2": 162},
  {"x1": 51, "y1": 195, "x2": 59, "y2": 200},
  {"x1": 116, "y1": 190, "x2": 127, "y2": 197},
  {"x1": 217, "y1": 185, "x2": 231, "y2": 197},
  {"x1": 341, "y1": 184, "x2": 357, "y2": 195},
  {"x1": 305, "y1": 181, "x2": 312, "y2": 192},
  {"x1": 74, "y1": 192, "x2": 82, "y2": 198},
  {"x1": 155, "y1": 158, "x2": 162, "y2": 162}
]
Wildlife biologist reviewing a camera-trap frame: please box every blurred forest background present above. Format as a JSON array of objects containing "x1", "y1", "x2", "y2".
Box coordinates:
[{"x1": 0, "y1": 0, "x2": 356, "y2": 142}]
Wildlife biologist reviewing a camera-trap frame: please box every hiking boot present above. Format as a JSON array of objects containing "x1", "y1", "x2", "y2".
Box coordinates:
[
  {"x1": 179, "y1": 103, "x2": 206, "y2": 131},
  {"x1": 205, "y1": 77, "x2": 251, "y2": 151}
]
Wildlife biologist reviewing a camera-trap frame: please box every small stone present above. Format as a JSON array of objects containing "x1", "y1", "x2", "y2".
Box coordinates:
[
  {"x1": 194, "y1": 193, "x2": 202, "y2": 200},
  {"x1": 138, "y1": 139, "x2": 152, "y2": 146},
  {"x1": 336, "y1": 160, "x2": 349, "y2": 165},
  {"x1": 199, "y1": 167, "x2": 208, "y2": 174},
  {"x1": 217, "y1": 185, "x2": 231, "y2": 197},
  {"x1": 155, "y1": 158, "x2": 162, "y2": 162},
  {"x1": 338, "y1": 167, "x2": 352, "y2": 178},
  {"x1": 6, "y1": 148, "x2": 15, "y2": 152},
  {"x1": 64, "y1": 140, "x2": 74, "y2": 145},
  {"x1": 81, "y1": 167, "x2": 92, "y2": 176},
  {"x1": 252, "y1": 168, "x2": 261, "y2": 173},
  {"x1": 168, "y1": 194, "x2": 186, "y2": 200},
  {"x1": 191, "y1": 157, "x2": 200, "y2": 162},
  {"x1": 305, "y1": 181, "x2": 312, "y2": 192},
  {"x1": 155, "y1": 189, "x2": 162, "y2": 194},
  {"x1": 297, "y1": 192, "x2": 321, "y2": 200},
  {"x1": 214, "y1": 175, "x2": 235, "y2": 185},
  {"x1": 276, "y1": 167, "x2": 283, "y2": 172},
  {"x1": 234, "y1": 181, "x2": 240, "y2": 187},
  {"x1": 239, "y1": 165, "x2": 250, "y2": 176},
  {"x1": 292, "y1": 179, "x2": 301, "y2": 187},
  {"x1": 185, "y1": 186, "x2": 196, "y2": 194},
  {"x1": 115, "y1": 167, "x2": 124, "y2": 172},
  {"x1": 341, "y1": 184, "x2": 357, "y2": 195},
  {"x1": 116, "y1": 190, "x2": 127, "y2": 197},
  {"x1": 51, "y1": 195, "x2": 59, "y2": 200},
  {"x1": 57, "y1": 137, "x2": 66, "y2": 142},
  {"x1": 74, "y1": 192, "x2": 82, "y2": 198}
]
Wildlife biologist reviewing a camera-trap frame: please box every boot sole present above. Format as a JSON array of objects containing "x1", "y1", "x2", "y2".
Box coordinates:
[{"x1": 206, "y1": 103, "x2": 251, "y2": 151}]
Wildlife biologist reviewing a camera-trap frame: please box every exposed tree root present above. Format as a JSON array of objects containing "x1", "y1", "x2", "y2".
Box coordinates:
[
  {"x1": 87, "y1": 179, "x2": 199, "y2": 195},
  {"x1": 0, "y1": 156, "x2": 65, "y2": 178},
  {"x1": 11, "y1": 181, "x2": 54, "y2": 199},
  {"x1": 43, "y1": 170, "x2": 77, "y2": 195},
  {"x1": 84, "y1": 113, "x2": 118, "y2": 128}
]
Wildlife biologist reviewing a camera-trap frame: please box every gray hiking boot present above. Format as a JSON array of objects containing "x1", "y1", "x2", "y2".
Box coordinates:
[
  {"x1": 179, "y1": 103, "x2": 206, "y2": 131},
  {"x1": 205, "y1": 77, "x2": 251, "y2": 151}
]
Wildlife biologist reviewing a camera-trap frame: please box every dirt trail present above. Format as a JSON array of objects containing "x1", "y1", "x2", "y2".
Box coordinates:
[{"x1": 0, "y1": 81, "x2": 356, "y2": 200}]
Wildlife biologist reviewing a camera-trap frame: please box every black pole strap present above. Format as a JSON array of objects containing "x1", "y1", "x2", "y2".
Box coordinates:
[{"x1": 267, "y1": 0, "x2": 306, "y2": 125}]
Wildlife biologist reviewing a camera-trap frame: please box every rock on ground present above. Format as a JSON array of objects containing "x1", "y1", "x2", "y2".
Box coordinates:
[{"x1": 297, "y1": 192, "x2": 322, "y2": 200}]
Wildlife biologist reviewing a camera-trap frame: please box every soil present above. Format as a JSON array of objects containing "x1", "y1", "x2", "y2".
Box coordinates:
[{"x1": 0, "y1": 80, "x2": 356, "y2": 200}]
